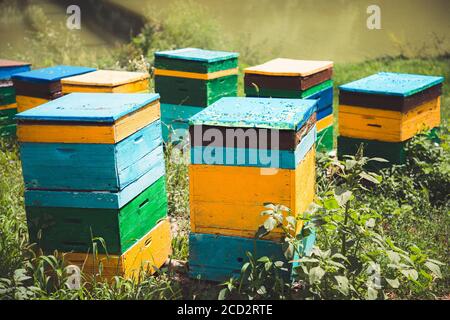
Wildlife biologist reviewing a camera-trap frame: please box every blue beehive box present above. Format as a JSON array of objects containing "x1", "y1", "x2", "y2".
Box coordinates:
[
  {"x1": 17, "y1": 93, "x2": 164, "y2": 191},
  {"x1": 189, "y1": 97, "x2": 318, "y2": 169}
]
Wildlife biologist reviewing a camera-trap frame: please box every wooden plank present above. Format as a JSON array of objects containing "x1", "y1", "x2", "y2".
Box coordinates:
[
  {"x1": 189, "y1": 97, "x2": 317, "y2": 131},
  {"x1": 339, "y1": 97, "x2": 441, "y2": 142},
  {"x1": 0, "y1": 103, "x2": 17, "y2": 112},
  {"x1": 303, "y1": 84, "x2": 333, "y2": 111},
  {"x1": 13, "y1": 79, "x2": 61, "y2": 98},
  {"x1": 190, "y1": 112, "x2": 316, "y2": 151},
  {"x1": 317, "y1": 114, "x2": 333, "y2": 132},
  {"x1": 20, "y1": 121, "x2": 163, "y2": 191},
  {"x1": 16, "y1": 95, "x2": 49, "y2": 112},
  {"x1": 24, "y1": 159, "x2": 165, "y2": 209},
  {"x1": 318, "y1": 105, "x2": 333, "y2": 120},
  {"x1": 245, "y1": 58, "x2": 333, "y2": 77},
  {"x1": 339, "y1": 72, "x2": 444, "y2": 97},
  {"x1": 15, "y1": 93, "x2": 160, "y2": 123},
  {"x1": 26, "y1": 177, "x2": 167, "y2": 255},
  {"x1": 63, "y1": 219, "x2": 171, "y2": 281},
  {"x1": 339, "y1": 83, "x2": 442, "y2": 112},
  {"x1": 154, "y1": 48, "x2": 239, "y2": 73},
  {"x1": 155, "y1": 74, "x2": 238, "y2": 107},
  {"x1": 245, "y1": 80, "x2": 333, "y2": 99},
  {"x1": 338, "y1": 136, "x2": 407, "y2": 167},
  {"x1": 62, "y1": 78, "x2": 149, "y2": 93},
  {"x1": 190, "y1": 125, "x2": 316, "y2": 169},
  {"x1": 154, "y1": 68, "x2": 238, "y2": 80},
  {"x1": 244, "y1": 67, "x2": 333, "y2": 91},
  {"x1": 188, "y1": 230, "x2": 315, "y2": 282},
  {"x1": 12, "y1": 65, "x2": 96, "y2": 83},
  {"x1": 189, "y1": 148, "x2": 316, "y2": 240},
  {"x1": 0, "y1": 59, "x2": 31, "y2": 80},
  {"x1": 17, "y1": 100, "x2": 161, "y2": 144}
]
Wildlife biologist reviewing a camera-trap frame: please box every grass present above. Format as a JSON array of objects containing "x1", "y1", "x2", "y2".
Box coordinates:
[{"x1": 0, "y1": 0, "x2": 449, "y2": 300}]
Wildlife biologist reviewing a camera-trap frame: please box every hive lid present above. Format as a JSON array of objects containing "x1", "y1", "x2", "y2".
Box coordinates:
[
  {"x1": 0, "y1": 59, "x2": 31, "y2": 68},
  {"x1": 245, "y1": 58, "x2": 333, "y2": 77},
  {"x1": 154, "y1": 48, "x2": 239, "y2": 63},
  {"x1": 189, "y1": 97, "x2": 317, "y2": 130},
  {"x1": 61, "y1": 70, "x2": 149, "y2": 86},
  {"x1": 16, "y1": 93, "x2": 160, "y2": 123},
  {"x1": 339, "y1": 72, "x2": 444, "y2": 97},
  {"x1": 12, "y1": 65, "x2": 96, "y2": 83}
]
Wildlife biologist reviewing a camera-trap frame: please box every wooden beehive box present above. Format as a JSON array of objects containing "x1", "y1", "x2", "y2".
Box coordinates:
[
  {"x1": 154, "y1": 48, "x2": 239, "y2": 107},
  {"x1": 64, "y1": 219, "x2": 172, "y2": 281},
  {"x1": 61, "y1": 70, "x2": 150, "y2": 93},
  {"x1": 244, "y1": 58, "x2": 333, "y2": 97},
  {"x1": 189, "y1": 231, "x2": 315, "y2": 282},
  {"x1": 16, "y1": 93, "x2": 163, "y2": 191},
  {"x1": 0, "y1": 59, "x2": 31, "y2": 136},
  {"x1": 12, "y1": 65, "x2": 96, "y2": 111},
  {"x1": 26, "y1": 176, "x2": 167, "y2": 255},
  {"x1": 338, "y1": 72, "x2": 443, "y2": 142},
  {"x1": 188, "y1": 97, "x2": 317, "y2": 240}
]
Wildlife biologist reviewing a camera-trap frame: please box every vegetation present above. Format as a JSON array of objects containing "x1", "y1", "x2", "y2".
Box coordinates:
[{"x1": 0, "y1": 1, "x2": 448, "y2": 300}]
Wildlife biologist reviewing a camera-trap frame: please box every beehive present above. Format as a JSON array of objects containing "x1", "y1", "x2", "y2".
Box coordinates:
[
  {"x1": 154, "y1": 48, "x2": 239, "y2": 143},
  {"x1": 0, "y1": 59, "x2": 31, "y2": 137},
  {"x1": 64, "y1": 219, "x2": 171, "y2": 281},
  {"x1": 189, "y1": 231, "x2": 315, "y2": 282},
  {"x1": 188, "y1": 97, "x2": 317, "y2": 281},
  {"x1": 338, "y1": 72, "x2": 444, "y2": 166},
  {"x1": 17, "y1": 93, "x2": 170, "y2": 280},
  {"x1": 244, "y1": 58, "x2": 334, "y2": 152},
  {"x1": 12, "y1": 65, "x2": 96, "y2": 112},
  {"x1": 61, "y1": 70, "x2": 150, "y2": 93}
]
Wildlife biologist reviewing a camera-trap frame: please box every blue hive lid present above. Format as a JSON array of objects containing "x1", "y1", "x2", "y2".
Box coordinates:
[
  {"x1": 12, "y1": 65, "x2": 96, "y2": 83},
  {"x1": 0, "y1": 59, "x2": 32, "y2": 80},
  {"x1": 189, "y1": 97, "x2": 317, "y2": 130},
  {"x1": 16, "y1": 93, "x2": 160, "y2": 123},
  {"x1": 338, "y1": 72, "x2": 444, "y2": 97},
  {"x1": 155, "y1": 48, "x2": 239, "y2": 62}
]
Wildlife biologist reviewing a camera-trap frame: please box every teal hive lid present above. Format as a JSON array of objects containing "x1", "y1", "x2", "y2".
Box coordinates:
[
  {"x1": 155, "y1": 48, "x2": 239, "y2": 62},
  {"x1": 339, "y1": 72, "x2": 444, "y2": 97},
  {"x1": 12, "y1": 65, "x2": 96, "y2": 83},
  {"x1": 189, "y1": 97, "x2": 317, "y2": 130},
  {"x1": 16, "y1": 93, "x2": 160, "y2": 123}
]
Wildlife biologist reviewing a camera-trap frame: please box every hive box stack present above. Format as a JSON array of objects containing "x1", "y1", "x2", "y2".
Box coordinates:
[
  {"x1": 154, "y1": 48, "x2": 239, "y2": 143},
  {"x1": 188, "y1": 97, "x2": 317, "y2": 281},
  {"x1": 16, "y1": 93, "x2": 171, "y2": 281},
  {"x1": 12, "y1": 65, "x2": 96, "y2": 112},
  {"x1": 61, "y1": 70, "x2": 150, "y2": 94},
  {"x1": 0, "y1": 59, "x2": 31, "y2": 137},
  {"x1": 338, "y1": 72, "x2": 443, "y2": 166},
  {"x1": 244, "y1": 58, "x2": 335, "y2": 152}
]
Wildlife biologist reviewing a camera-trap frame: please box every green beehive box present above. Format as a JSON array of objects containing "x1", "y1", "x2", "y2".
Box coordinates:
[
  {"x1": 26, "y1": 177, "x2": 167, "y2": 255},
  {"x1": 154, "y1": 48, "x2": 239, "y2": 107}
]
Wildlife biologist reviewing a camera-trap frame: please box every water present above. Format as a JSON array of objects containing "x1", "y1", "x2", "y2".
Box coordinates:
[
  {"x1": 112, "y1": 0, "x2": 450, "y2": 62},
  {"x1": 1, "y1": 0, "x2": 449, "y2": 63}
]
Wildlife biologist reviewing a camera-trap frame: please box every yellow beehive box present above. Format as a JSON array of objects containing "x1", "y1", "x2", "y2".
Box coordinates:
[
  {"x1": 16, "y1": 95, "x2": 49, "y2": 112},
  {"x1": 189, "y1": 147, "x2": 316, "y2": 240},
  {"x1": 63, "y1": 219, "x2": 171, "y2": 282},
  {"x1": 17, "y1": 93, "x2": 161, "y2": 144},
  {"x1": 61, "y1": 70, "x2": 150, "y2": 93},
  {"x1": 339, "y1": 97, "x2": 440, "y2": 142}
]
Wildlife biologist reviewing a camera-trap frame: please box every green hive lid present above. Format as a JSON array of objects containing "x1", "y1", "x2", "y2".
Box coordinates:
[
  {"x1": 339, "y1": 72, "x2": 444, "y2": 97},
  {"x1": 15, "y1": 93, "x2": 160, "y2": 123},
  {"x1": 189, "y1": 97, "x2": 317, "y2": 130},
  {"x1": 154, "y1": 48, "x2": 239, "y2": 62}
]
